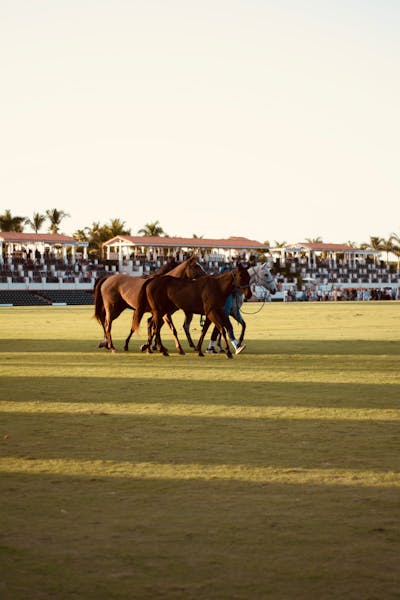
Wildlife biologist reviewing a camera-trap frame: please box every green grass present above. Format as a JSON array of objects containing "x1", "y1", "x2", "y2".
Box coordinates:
[{"x1": 1, "y1": 302, "x2": 400, "y2": 599}]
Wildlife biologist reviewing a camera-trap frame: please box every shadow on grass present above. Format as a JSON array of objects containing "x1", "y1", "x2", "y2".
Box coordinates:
[
  {"x1": 2, "y1": 338, "x2": 400, "y2": 355},
  {"x1": 1, "y1": 471, "x2": 399, "y2": 600},
  {"x1": 2, "y1": 410, "x2": 400, "y2": 471},
  {"x1": 1, "y1": 375, "x2": 400, "y2": 409}
]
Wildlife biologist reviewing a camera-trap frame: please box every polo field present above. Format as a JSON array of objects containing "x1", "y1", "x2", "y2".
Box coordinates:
[{"x1": 1, "y1": 302, "x2": 399, "y2": 599}]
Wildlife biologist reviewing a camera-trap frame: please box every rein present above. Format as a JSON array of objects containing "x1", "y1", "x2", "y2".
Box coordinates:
[
  {"x1": 240, "y1": 268, "x2": 274, "y2": 315},
  {"x1": 240, "y1": 298, "x2": 268, "y2": 315}
]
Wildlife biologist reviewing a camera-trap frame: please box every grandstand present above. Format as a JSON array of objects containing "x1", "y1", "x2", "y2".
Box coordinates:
[{"x1": 0, "y1": 235, "x2": 399, "y2": 304}]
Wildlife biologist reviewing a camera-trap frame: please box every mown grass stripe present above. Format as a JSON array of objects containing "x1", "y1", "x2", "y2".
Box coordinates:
[
  {"x1": 1, "y1": 457, "x2": 399, "y2": 487},
  {"x1": 1, "y1": 401, "x2": 399, "y2": 421}
]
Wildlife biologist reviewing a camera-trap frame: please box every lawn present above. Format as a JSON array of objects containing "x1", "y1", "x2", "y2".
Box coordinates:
[{"x1": 0, "y1": 302, "x2": 399, "y2": 599}]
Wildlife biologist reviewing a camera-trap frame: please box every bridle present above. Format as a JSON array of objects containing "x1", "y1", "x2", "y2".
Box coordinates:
[
  {"x1": 239, "y1": 266, "x2": 276, "y2": 314},
  {"x1": 249, "y1": 266, "x2": 275, "y2": 290},
  {"x1": 231, "y1": 269, "x2": 251, "y2": 291}
]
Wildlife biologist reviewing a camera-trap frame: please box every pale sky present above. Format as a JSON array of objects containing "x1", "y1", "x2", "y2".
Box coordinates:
[{"x1": 1, "y1": 0, "x2": 399, "y2": 245}]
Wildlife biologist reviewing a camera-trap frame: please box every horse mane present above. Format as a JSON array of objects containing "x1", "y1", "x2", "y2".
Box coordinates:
[{"x1": 150, "y1": 260, "x2": 179, "y2": 277}]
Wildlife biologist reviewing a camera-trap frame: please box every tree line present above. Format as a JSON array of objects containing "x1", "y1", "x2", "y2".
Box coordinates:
[
  {"x1": 1, "y1": 209, "x2": 184, "y2": 258},
  {"x1": 1, "y1": 208, "x2": 400, "y2": 263}
]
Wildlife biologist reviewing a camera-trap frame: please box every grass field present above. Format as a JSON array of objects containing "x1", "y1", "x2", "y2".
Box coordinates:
[{"x1": 1, "y1": 302, "x2": 399, "y2": 599}]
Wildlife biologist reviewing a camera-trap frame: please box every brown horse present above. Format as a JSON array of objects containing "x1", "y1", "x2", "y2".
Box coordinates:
[
  {"x1": 132, "y1": 264, "x2": 252, "y2": 359},
  {"x1": 93, "y1": 256, "x2": 206, "y2": 352}
]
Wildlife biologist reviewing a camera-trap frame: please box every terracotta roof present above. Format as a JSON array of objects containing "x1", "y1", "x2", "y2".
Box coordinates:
[
  {"x1": 282, "y1": 242, "x2": 368, "y2": 252},
  {"x1": 0, "y1": 232, "x2": 87, "y2": 245},
  {"x1": 103, "y1": 235, "x2": 268, "y2": 250}
]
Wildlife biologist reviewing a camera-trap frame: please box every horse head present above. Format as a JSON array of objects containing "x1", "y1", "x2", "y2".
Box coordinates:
[
  {"x1": 167, "y1": 255, "x2": 207, "y2": 280},
  {"x1": 250, "y1": 263, "x2": 277, "y2": 295},
  {"x1": 185, "y1": 255, "x2": 207, "y2": 280},
  {"x1": 232, "y1": 263, "x2": 252, "y2": 300}
]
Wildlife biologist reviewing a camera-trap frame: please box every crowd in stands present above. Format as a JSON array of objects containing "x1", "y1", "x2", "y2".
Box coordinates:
[
  {"x1": 0, "y1": 252, "x2": 109, "y2": 285},
  {"x1": 269, "y1": 253, "x2": 400, "y2": 301}
]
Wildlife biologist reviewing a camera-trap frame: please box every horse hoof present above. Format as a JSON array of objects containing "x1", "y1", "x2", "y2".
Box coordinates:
[
  {"x1": 140, "y1": 344, "x2": 148, "y2": 352},
  {"x1": 226, "y1": 353, "x2": 233, "y2": 359}
]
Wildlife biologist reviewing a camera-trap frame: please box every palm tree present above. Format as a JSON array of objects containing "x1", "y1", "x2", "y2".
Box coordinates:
[
  {"x1": 137, "y1": 221, "x2": 166, "y2": 237},
  {"x1": 368, "y1": 236, "x2": 384, "y2": 252},
  {"x1": 367, "y1": 236, "x2": 385, "y2": 264},
  {"x1": 305, "y1": 236, "x2": 323, "y2": 243},
  {"x1": 380, "y1": 237, "x2": 394, "y2": 262},
  {"x1": 389, "y1": 231, "x2": 400, "y2": 271},
  {"x1": 74, "y1": 222, "x2": 102, "y2": 257},
  {"x1": 25, "y1": 212, "x2": 46, "y2": 233},
  {"x1": 73, "y1": 229, "x2": 89, "y2": 243},
  {"x1": 190, "y1": 233, "x2": 205, "y2": 256},
  {"x1": 108, "y1": 218, "x2": 131, "y2": 237},
  {"x1": 75, "y1": 219, "x2": 131, "y2": 259},
  {"x1": 46, "y1": 208, "x2": 70, "y2": 234},
  {"x1": 0, "y1": 209, "x2": 26, "y2": 232},
  {"x1": 272, "y1": 241, "x2": 287, "y2": 248}
]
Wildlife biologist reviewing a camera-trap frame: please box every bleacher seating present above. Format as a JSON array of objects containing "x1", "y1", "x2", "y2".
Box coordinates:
[
  {"x1": 0, "y1": 289, "x2": 94, "y2": 306},
  {"x1": 39, "y1": 290, "x2": 94, "y2": 305},
  {"x1": 0, "y1": 290, "x2": 49, "y2": 306},
  {"x1": 1, "y1": 252, "x2": 399, "y2": 304}
]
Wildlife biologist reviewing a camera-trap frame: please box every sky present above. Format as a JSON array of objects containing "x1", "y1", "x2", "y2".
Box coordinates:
[{"x1": 1, "y1": 0, "x2": 399, "y2": 246}]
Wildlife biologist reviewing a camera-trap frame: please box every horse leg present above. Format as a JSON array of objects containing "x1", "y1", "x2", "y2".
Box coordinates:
[
  {"x1": 208, "y1": 309, "x2": 233, "y2": 359},
  {"x1": 123, "y1": 327, "x2": 134, "y2": 352},
  {"x1": 216, "y1": 332, "x2": 224, "y2": 353},
  {"x1": 123, "y1": 311, "x2": 135, "y2": 351},
  {"x1": 99, "y1": 302, "x2": 127, "y2": 352},
  {"x1": 139, "y1": 316, "x2": 155, "y2": 353},
  {"x1": 139, "y1": 316, "x2": 154, "y2": 353},
  {"x1": 152, "y1": 314, "x2": 169, "y2": 356},
  {"x1": 98, "y1": 335, "x2": 108, "y2": 349},
  {"x1": 218, "y1": 324, "x2": 233, "y2": 359},
  {"x1": 97, "y1": 308, "x2": 109, "y2": 348},
  {"x1": 163, "y1": 314, "x2": 185, "y2": 355},
  {"x1": 103, "y1": 311, "x2": 117, "y2": 352},
  {"x1": 195, "y1": 317, "x2": 212, "y2": 357},
  {"x1": 182, "y1": 313, "x2": 196, "y2": 349},
  {"x1": 237, "y1": 318, "x2": 246, "y2": 346}
]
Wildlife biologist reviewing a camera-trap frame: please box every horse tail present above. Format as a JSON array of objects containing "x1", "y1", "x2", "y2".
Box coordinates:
[
  {"x1": 93, "y1": 276, "x2": 109, "y2": 324},
  {"x1": 132, "y1": 278, "x2": 152, "y2": 333}
]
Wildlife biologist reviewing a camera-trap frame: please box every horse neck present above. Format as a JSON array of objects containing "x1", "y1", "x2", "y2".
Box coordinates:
[
  {"x1": 217, "y1": 270, "x2": 236, "y2": 295},
  {"x1": 248, "y1": 266, "x2": 257, "y2": 285},
  {"x1": 169, "y1": 259, "x2": 206, "y2": 280},
  {"x1": 167, "y1": 261, "x2": 189, "y2": 278}
]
